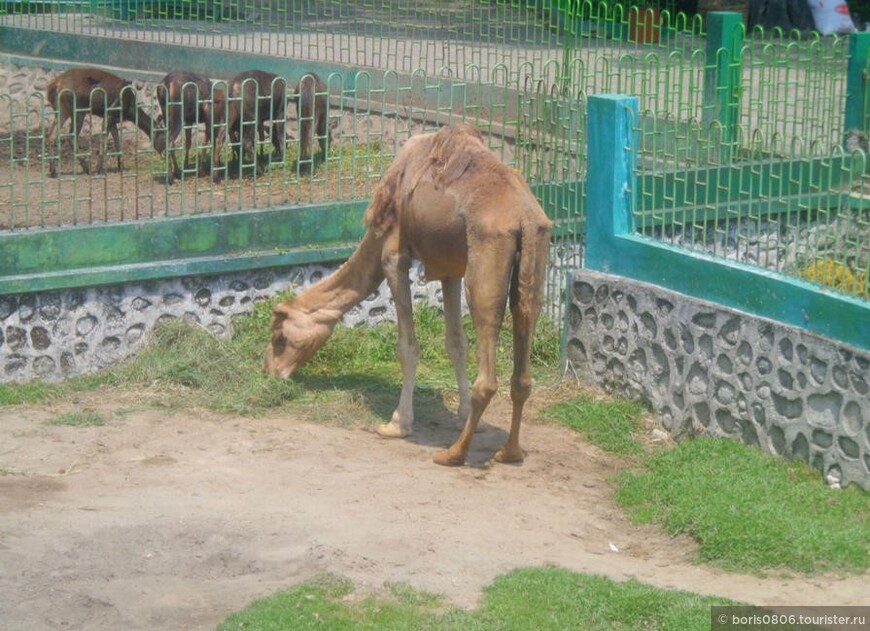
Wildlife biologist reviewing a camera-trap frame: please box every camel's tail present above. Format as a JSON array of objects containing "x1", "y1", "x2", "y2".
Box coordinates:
[{"x1": 513, "y1": 206, "x2": 553, "y2": 331}]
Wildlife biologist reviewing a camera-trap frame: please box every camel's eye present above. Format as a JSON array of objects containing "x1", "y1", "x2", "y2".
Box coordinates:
[{"x1": 272, "y1": 332, "x2": 287, "y2": 355}]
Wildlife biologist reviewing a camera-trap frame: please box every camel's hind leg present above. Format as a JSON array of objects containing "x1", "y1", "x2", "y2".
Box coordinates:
[
  {"x1": 434, "y1": 240, "x2": 514, "y2": 466},
  {"x1": 377, "y1": 251, "x2": 418, "y2": 438},
  {"x1": 496, "y1": 228, "x2": 549, "y2": 463},
  {"x1": 442, "y1": 277, "x2": 470, "y2": 429}
]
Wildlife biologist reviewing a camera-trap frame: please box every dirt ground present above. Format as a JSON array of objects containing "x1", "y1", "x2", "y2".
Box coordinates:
[{"x1": 1, "y1": 385, "x2": 868, "y2": 631}]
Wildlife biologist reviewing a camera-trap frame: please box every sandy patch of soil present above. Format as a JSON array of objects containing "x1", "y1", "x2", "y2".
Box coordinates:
[{"x1": 0, "y1": 387, "x2": 867, "y2": 630}]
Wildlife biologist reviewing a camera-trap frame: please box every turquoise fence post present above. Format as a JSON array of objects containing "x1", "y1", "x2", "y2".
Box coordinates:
[
  {"x1": 704, "y1": 11, "x2": 743, "y2": 162},
  {"x1": 585, "y1": 94, "x2": 638, "y2": 271},
  {"x1": 845, "y1": 31, "x2": 870, "y2": 143}
]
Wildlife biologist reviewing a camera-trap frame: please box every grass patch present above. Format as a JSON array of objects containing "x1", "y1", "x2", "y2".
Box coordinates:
[
  {"x1": 0, "y1": 293, "x2": 561, "y2": 426},
  {"x1": 614, "y1": 437, "x2": 870, "y2": 575},
  {"x1": 545, "y1": 394, "x2": 647, "y2": 456},
  {"x1": 48, "y1": 410, "x2": 106, "y2": 427},
  {"x1": 302, "y1": 305, "x2": 563, "y2": 388},
  {"x1": 217, "y1": 568, "x2": 738, "y2": 631},
  {"x1": 0, "y1": 373, "x2": 115, "y2": 406}
]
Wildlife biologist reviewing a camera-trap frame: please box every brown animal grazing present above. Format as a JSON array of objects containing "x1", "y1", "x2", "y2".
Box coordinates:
[
  {"x1": 264, "y1": 123, "x2": 553, "y2": 467},
  {"x1": 291, "y1": 72, "x2": 328, "y2": 167},
  {"x1": 156, "y1": 70, "x2": 218, "y2": 184},
  {"x1": 45, "y1": 67, "x2": 166, "y2": 177},
  {"x1": 213, "y1": 70, "x2": 286, "y2": 179}
]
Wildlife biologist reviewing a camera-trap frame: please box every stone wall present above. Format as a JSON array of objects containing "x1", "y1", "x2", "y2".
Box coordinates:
[
  {"x1": 565, "y1": 269, "x2": 870, "y2": 490},
  {"x1": 0, "y1": 261, "x2": 449, "y2": 384}
]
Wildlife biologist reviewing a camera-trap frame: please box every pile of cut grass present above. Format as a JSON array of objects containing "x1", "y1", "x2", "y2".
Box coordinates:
[{"x1": 114, "y1": 315, "x2": 298, "y2": 416}]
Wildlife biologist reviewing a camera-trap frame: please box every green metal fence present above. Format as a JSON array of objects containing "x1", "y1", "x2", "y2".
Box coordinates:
[{"x1": 0, "y1": 1, "x2": 868, "y2": 307}]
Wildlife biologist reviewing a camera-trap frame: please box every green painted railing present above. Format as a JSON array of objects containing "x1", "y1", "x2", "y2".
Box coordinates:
[
  {"x1": 0, "y1": 201, "x2": 366, "y2": 294},
  {"x1": 0, "y1": 3, "x2": 868, "y2": 321},
  {"x1": 586, "y1": 93, "x2": 869, "y2": 351}
]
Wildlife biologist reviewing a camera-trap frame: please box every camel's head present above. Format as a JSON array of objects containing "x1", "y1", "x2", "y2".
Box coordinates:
[{"x1": 263, "y1": 303, "x2": 333, "y2": 378}]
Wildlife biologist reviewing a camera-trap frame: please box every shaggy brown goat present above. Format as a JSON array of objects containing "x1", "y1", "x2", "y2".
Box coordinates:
[
  {"x1": 291, "y1": 72, "x2": 329, "y2": 168},
  {"x1": 213, "y1": 70, "x2": 286, "y2": 179},
  {"x1": 45, "y1": 68, "x2": 166, "y2": 177},
  {"x1": 156, "y1": 70, "x2": 218, "y2": 184}
]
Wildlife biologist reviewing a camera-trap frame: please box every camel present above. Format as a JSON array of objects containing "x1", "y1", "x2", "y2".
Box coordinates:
[{"x1": 263, "y1": 123, "x2": 553, "y2": 466}]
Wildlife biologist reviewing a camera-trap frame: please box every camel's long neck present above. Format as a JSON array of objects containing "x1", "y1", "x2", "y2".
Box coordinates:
[{"x1": 297, "y1": 229, "x2": 387, "y2": 326}]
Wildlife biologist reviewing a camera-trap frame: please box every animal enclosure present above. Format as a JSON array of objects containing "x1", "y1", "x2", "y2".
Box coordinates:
[{"x1": 0, "y1": 1, "x2": 868, "y2": 313}]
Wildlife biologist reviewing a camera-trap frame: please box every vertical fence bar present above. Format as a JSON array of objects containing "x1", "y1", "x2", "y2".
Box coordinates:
[
  {"x1": 704, "y1": 11, "x2": 743, "y2": 163},
  {"x1": 844, "y1": 31, "x2": 870, "y2": 142},
  {"x1": 585, "y1": 93, "x2": 638, "y2": 271}
]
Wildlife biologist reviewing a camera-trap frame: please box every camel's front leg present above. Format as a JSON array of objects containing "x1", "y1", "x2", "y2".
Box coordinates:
[
  {"x1": 434, "y1": 241, "x2": 514, "y2": 466},
  {"x1": 442, "y1": 277, "x2": 470, "y2": 429},
  {"x1": 377, "y1": 253, "x2": 418, "y2": 438}
]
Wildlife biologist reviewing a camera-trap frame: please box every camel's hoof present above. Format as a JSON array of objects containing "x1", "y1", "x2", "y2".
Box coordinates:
[
  {"x1": 494, "y1": 446, "x2": 524, "y2": 464},
  {"x1": 433, "y1": 449, "x2": 465, "y2": 467},
  {"x1": 376, "y1": 421, "x2": 411, "y2": 438}
]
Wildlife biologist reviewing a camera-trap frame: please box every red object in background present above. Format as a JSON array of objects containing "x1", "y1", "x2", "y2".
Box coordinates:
[{"x1": 629, "y1": 7, "x2": 661, "y2": 44}]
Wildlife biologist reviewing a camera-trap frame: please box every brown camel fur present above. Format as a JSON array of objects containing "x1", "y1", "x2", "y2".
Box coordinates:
[{"x1": 263, "y1": 123, "x2": 552, "y2": 466}]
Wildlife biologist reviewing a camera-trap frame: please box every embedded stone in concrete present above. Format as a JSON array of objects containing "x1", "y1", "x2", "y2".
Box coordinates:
[
  {"x1": 6, "y1": 327, "x2": 26, "y2": 350},
  {"x1": 639, "y1": 311, "x2": 657, "y2": 338},
  {"x1": 806, "y1": 391, "x2": 842, "y2": 429},
  {"x1": 125, "y1": 324, "x2": 146, "y2": 344},
  {"x1": 737, "y1": 341, "x2": 753, "y2": 366},
  {"x1": 30, "y1": 326, "x2": 50, "y2": 350},
  {"x1": 566, "y1": 269, "x2": 870, "y2": 490},
  {"x1": 18, "y1": 298, "x2": 35, "y2": 322},
  {"x1": 680, "y1": 324, "x2": 694, "y2": 353},
  {"x1": 779, "y1": 337, "x2": 794, "y2": 362},
  {"x1": 715, "y1": 380, "x2": 736, "y2": 405},
  {"x1": 664, "y1": 327, "x2": 677, "y2": 351},
  {"x1": 808, "y1": 355, "x2": 827, "y2": 382},
  {"x1": 76, "y1": 315, "x2": 99, "y2": 337},
  {"x1": 32, "y1": 355, "x2": 56, "y2": 376},
  {"x1": 769, "y1": 424, "x2": 786, "y2": 455},
  {"x1": 772, "y1": 392, "x2": 803, "y2": 419},
  {"x1": 718, "y1": 316, "x2": 741, "y2": 345},
  {"x1": 852, "y1": 372, "x2": 869, "y2": 396},
  {"x1": 566, "y1": 338, "x2": 586, "y2": 364},
  {"x1": 839, "y1": 436, "x2": 860, "y2": 459},
  {"x1": 692, "y1": 312, "x2": 716, "y2": 329},
  {"x1": 573, "y1": 281, "x2": 594, "y2": 304},
  {"x1": 758, "y1": 322, "x2": 775, "y2": 351},
  {"x1": 812, "y1": 429, "x2": 833, "y2": 449},
  {"x1": 698, "y1": 334, "x2": 713, "y2": 360},
  {"x1": 833, "y1": 364, "x2": 849, "y2": 389},
  {"x1": 715, "y1": 408, "x2": 739, "y2": 434},
  {"x1": 693, "y1": 401, "x2": 711, "y2": 428},
  {"x1": 194, "y1": 288, "x2": 212, "y2": 306},
  {"x1": 842, "y1": 401, "x2": 863, "y2": 435},
  {"x1": 792, "y1": 432, "x2": 810, "y2": 462}
]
